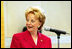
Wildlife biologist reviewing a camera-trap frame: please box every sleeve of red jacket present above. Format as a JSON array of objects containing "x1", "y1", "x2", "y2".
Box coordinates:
[
  {"x1": 46, "y1": 37, "x2": 52, "y2": 48},
  {"x1": 10, "y1": 34, "x2": 20, "y2": 48},
  {"x1": 49, "y1": 38, "x2": 52, "y2": 48}
]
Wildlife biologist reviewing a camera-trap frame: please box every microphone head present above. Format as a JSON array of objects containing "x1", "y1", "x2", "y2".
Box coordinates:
[
  {"x1": 44, "y1": 26, "x2": 51, "y2": 31},
  {"x1": 44, "y1": 26, "x2": 69, "y2": 35}
]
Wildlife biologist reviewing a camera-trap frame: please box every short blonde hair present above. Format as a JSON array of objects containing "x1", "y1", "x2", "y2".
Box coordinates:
[{"x1": 25, "y1": 7, "x2": 46, "y2": 30}]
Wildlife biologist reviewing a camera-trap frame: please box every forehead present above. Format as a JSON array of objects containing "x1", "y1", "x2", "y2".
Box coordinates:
[{"x1": 27, "y1": 13, "x2": 38, "y2": 20}]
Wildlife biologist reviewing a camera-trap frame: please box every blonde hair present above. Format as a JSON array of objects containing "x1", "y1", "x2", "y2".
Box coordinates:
[{"x1": 25, "y1": 7, "x2": 46, "y2": 30}]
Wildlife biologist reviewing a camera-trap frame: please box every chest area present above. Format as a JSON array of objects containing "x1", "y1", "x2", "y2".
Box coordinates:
[{"x1": 19, "y1": 37, "x2": 47, "y2": 48}]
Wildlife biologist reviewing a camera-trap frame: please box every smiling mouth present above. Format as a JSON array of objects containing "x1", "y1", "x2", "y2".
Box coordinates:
[{"x1": 28, "y1": 26, "x2": 33, "y2": 28}]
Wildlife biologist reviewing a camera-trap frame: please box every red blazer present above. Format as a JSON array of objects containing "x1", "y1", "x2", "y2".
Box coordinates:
[{"x1": 10, "y1": 30, "x2": 52, "y2": 48}]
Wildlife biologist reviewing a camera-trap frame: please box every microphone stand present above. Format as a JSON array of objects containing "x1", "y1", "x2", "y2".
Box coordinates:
[
  {"x1": 54, "y1": 32, "x2": 69, "y2": 48},
  {"x1": 56, "y1": 33, "x2": 60, "y2": 48},
  {"x1": 44, "y1": 27, "x2": 69, "y2": 48}
]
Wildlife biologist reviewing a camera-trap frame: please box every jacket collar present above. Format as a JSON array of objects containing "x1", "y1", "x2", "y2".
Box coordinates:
[{"x1": 23, "y1": 30, "x2": 43, "y2": 48}]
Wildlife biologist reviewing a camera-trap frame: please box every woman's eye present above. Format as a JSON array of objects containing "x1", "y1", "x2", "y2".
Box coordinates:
[
  {"x1": 31, "y1": 20, "x2": 35, "y2": 23},
  {"x1": 26, "y1": 19, "x2": 29, "y2": 22}
]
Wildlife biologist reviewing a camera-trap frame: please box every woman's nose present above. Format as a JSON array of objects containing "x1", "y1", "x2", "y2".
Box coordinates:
[{"x1": 28, "y1": 21, "x2": 31, "y2": 25}]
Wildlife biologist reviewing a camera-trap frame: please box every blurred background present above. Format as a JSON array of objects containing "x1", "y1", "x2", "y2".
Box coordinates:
[{"x1": 1, "y1": 1, "x2": 71, "y2": 48}]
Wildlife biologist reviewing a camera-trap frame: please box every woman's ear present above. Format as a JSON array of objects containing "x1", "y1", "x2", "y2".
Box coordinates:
[{"x1": 39, "y1": 22, "x2": 42, "y2": 27}]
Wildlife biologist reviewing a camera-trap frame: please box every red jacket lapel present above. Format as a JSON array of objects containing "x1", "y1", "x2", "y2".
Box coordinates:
[{"x1": 23, "y1": 30, "x2": 36, "y2": 48}]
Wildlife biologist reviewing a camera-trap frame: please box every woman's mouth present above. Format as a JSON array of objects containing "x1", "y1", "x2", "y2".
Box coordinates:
[{"x1": 28, "y1": 26, "x2": 33, "y2": 28}]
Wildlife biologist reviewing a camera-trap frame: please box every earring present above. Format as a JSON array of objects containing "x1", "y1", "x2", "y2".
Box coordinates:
[{"x1": 38, "y1": 26, "x2": 40, "y2": 28}]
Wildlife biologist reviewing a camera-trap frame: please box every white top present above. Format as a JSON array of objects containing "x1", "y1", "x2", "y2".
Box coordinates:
[{"x1": 35, "y1": 37, "x2": 38, "y2": 45}]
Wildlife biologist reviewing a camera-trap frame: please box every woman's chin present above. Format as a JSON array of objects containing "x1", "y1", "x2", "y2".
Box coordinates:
[{"x1": 27, "y1": 28, "x2": 33, "y2": 32}]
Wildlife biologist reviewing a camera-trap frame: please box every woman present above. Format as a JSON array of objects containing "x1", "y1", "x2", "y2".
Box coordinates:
[{"x1": 10, "y1": 7, "x2": 52, "y2": 48}]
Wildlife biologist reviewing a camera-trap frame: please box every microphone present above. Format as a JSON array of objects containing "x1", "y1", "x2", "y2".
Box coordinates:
[
  {"x1": 44, "y1": 27, "x2": 69, "y2": 35},
  {"x1": 44, "y1": 27, "x2": 69, "y2": 48}
]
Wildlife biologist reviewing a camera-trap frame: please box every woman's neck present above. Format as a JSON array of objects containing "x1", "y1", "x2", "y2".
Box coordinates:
[
  {"x1": 30, "y1": 31, "x2": 38, "y2": 38},
  {"x1": 30, "y1": 30, "x2": 38, "y2": 45}
]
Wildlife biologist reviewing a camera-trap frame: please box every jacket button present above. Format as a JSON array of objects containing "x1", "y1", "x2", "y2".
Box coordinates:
[{"x1": 41, "y1": 40, "x2": 43, "y2": 42}]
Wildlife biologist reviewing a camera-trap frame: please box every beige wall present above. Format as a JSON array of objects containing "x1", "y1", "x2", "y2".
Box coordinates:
[
  {"x1": 52, "y1": 43, "x2": 71, "y2": 48},
  {"x1": 4, "y1": 1, "x2": 71, "y2": 48}
]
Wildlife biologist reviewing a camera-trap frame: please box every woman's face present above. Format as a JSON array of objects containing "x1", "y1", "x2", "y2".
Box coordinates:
[{"x1": 26, "y1": 13, "x2": 41, "y2": 32}]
